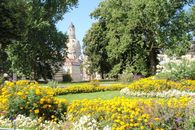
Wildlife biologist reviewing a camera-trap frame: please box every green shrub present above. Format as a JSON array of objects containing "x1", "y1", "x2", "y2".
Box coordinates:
[
  {"x1": 63, "y1": 74, "x2": 72, "y2": 82},
  {"x1": 47, "y1": 80, "x2": 58, "y2": 88},
  {"x1": 119, "y1": 72, "x2": 133, "y2": 83},
  {"x1": 0, "y1": 76, "x2": 3, "y2": 86},
  {"x1": 186, "y1": 117, "x2": 195, "y2": 130},
  {"x1": 157, "y1": 59, "x2": 195, "y2": 81}
]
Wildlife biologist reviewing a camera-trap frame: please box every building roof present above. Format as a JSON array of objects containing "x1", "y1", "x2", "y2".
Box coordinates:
[{"x1": 69, "y1": 22, "x2": 75, "y2": 29}]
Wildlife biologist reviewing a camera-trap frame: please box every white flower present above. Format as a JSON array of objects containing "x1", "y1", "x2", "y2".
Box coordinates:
[
  {"x1": 120, "y1": 88, "x2": 195, "y2": 98},
  {"x1": 73, "y1": 116, "x2": 99, "y2": 130},
  {"x1": 120, "y1": 87, "x2": 130, "y2": 95},
  {"x1": 103, "y1": 125, "x2": 111, "y2": 130}
]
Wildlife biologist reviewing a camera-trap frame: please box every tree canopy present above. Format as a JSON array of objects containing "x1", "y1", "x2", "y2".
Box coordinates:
[
  {"x1": 83, "y1": 0, "x2": 195, "y2": 78},
  {"x1": 189, "y1": 5, "x2": 195, "y2": 37},
  {"x1": 0, "y1": 0, "x2": 78, "y2": 79},
  {"x1": 83, "y1": 21, "x2": 112, "y2": 79}
]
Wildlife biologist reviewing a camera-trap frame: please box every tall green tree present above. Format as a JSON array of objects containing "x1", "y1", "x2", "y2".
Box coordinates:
[
  {"x1": 189, "y1": 6, "x2": 195, "y2": 38},
  {"x1": 0, "y1": 0, "x2": 29, "y2": 48},
  {"x1": 83, "y1": 21, "x2": 112, "y2": 79},
  {"x1": 1, "y1": 0, "x2": 78, "y2": 79},
  {"x1": 84, "y1": 0, "x2": 194, "y2": 77},
  {"x1": 0, "y1": 0, "x2": 30, "y2": 73}
]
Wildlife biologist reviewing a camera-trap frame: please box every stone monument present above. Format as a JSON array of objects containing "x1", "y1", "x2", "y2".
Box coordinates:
[
  {"x1": 54, "y1": 23, "x2": 100, "y2": 82},
  {"x1": 64, "y1": 23, "x2": 83, "y2": 82},
  {"x1": 54, "y1": 23, "x2": 83, "y2": 82}
]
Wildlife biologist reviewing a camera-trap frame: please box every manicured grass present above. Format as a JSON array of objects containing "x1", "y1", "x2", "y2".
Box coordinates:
[
  {"x1": 41, "y1": 80, "x2": 125, "y2": 87},
  {"x1": 56, "y1": 90, "x2": 158, "y2": 102},
  {"x1": 56, "y1": 90, "x2": 123, "y2": 102}
]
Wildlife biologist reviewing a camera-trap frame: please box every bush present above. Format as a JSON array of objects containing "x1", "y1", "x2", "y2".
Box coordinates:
[
  {"x1": 0, "y1": 80, "x2": 68, "y2": 122},
  {"x1": 0, "y1": 76, "x2": 3, "y2": 86},
  {"x1": 157, "y1": 59, "x2": 195, "y2": 81},
  {"x1": 47, "y1": 80, "x2": 58, "y2": 88},
  {"x1": 63, "y1": 74, "x2": 72, "y2": 82},
  {"x1": 119, "y1": 72, "x2": 133, "y2": 83}
]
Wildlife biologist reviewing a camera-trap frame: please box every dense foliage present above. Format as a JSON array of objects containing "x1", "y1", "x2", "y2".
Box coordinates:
[
  {"x1": 84, "y1": 0, "x2": 195, "y2": 77},
  {"x1": 0, "y1": 0, "x2": 78, "y2": 80},
  {"x1": 83, "y1": 22, "x2": 112, "y2": 79},
  {"x1": 189, "y1": 6, "x2": 195, "y2": 38}
]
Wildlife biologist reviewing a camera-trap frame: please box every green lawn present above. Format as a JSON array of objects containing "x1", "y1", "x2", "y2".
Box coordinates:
[
  {"x1": 57, "y1": 80, "x2": 123, "y2": 87},
  {"x1": 41, "y1": 80, "x2": 125, "y2": 87},
  {"x1": 56, "y1": 90, "x2": 123, "y2": 102}
]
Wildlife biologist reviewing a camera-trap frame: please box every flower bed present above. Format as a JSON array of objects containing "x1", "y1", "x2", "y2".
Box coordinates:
[
  {"x1": 120, "y1": 88, "x2": 195, "y2": 98},
  {"x1": 0, "y1": 80, "x2": 68, "y2": 122},
  {"x1": 0, "y1": 114, "x2": 68, "y2": 130},
  {"x1": 67, "y1": 97, "x2": 195, "y2": 130},
  {"x1": 128, "y1": 77, "x2": 195, "y2": 92},
  {"x1": 1, "y1": 79, "x2": 195, "y2": 129},
  {"x1": 53, "y1": 84, "x2": 127, "y2": 95}
]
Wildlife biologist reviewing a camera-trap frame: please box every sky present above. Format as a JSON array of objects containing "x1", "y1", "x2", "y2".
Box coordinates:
[
  {"x1": 56, "y1": 1, "x2": 194, "y2": 45},
  {"x1": 56, "y1": 0, "x2": 101, "y2": 47}
]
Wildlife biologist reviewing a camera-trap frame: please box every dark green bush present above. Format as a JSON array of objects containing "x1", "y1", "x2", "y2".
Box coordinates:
[
  {"x1": 63, "y1": 74, "x2": 72, "y2": 82},
  {"x1": 0, "y1": 75, "x2": 4, "y2": 86}
]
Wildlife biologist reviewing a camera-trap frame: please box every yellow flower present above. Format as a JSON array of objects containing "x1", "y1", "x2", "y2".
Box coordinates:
[
  {"x1": 154, "y1": 117, "x2": 160, "y2": 122},
  {"x1": 40, "y1": 98, "x2": 45, "y2": 104},
  {"x1": 34, "y1": 109, "x2": 39, "y2": 114},
  {"x1": 144, "y1": 119, "x2": 148, "y2": 123},
  {"x1": 35, "y1": 89, "x2": 41, "y2": 95},
  {"x1": 47, "y1": 98, "x2": 51, "y2": 103},
  {"x1": 17, "y1": 92, "x2": 23, "y2": 96},
  {"x1": 130, "y1": 123, "x2": 134, "y2": 127}
]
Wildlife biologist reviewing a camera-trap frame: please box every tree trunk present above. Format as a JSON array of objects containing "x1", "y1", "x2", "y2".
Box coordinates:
[
  {"x1": 101, "y1": 71, "x2": 104, "y2": 79},
  {"x1": 149, "y1": 48, "x2": 157, "y2": 75}
]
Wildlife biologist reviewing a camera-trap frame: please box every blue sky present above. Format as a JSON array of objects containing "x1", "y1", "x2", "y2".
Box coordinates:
[
  {"x1": 56, "y1": 1, "x2": 194, "y2": 45},
  {"x1": 56, "y1": 0, "x2": 101, "y2": 47}
]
